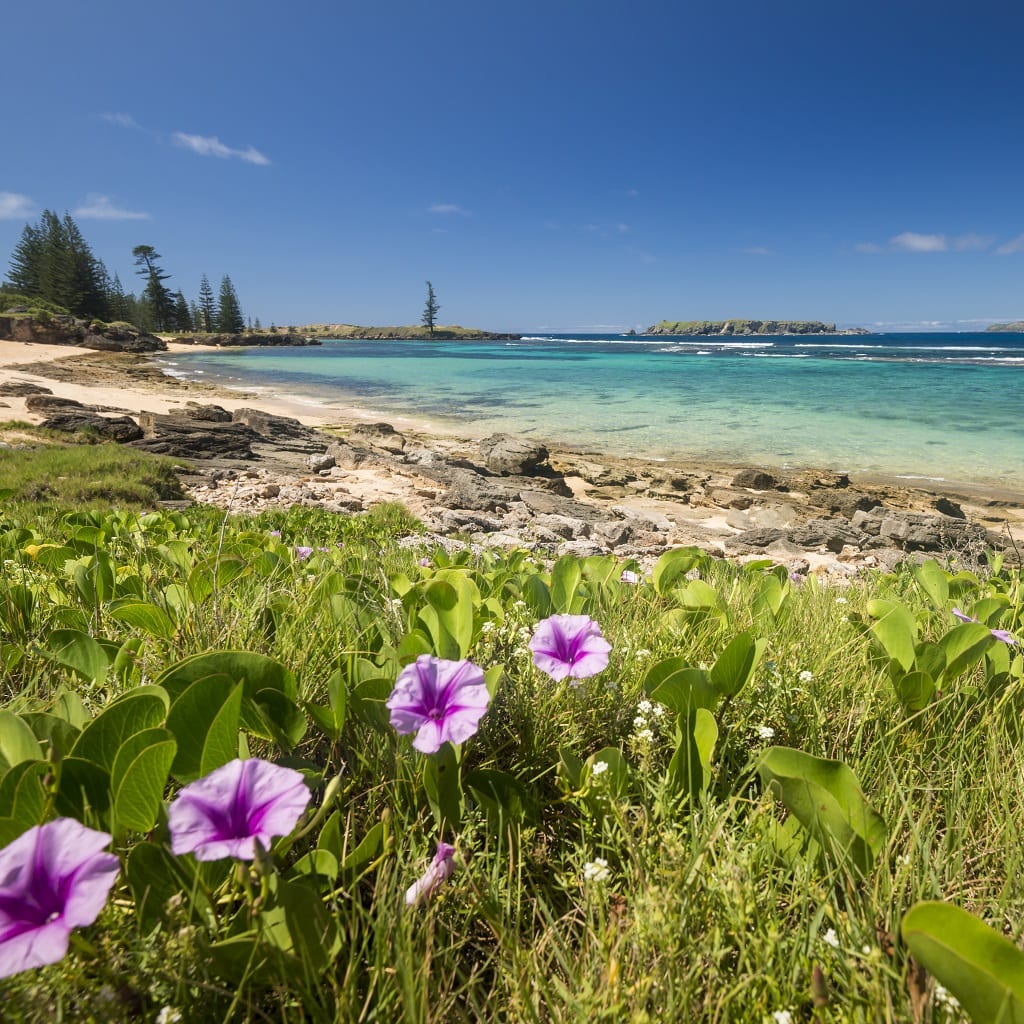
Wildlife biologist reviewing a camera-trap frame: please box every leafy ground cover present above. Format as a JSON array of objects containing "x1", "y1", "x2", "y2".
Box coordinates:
[{"x1": 0, "y1": 492, "x2": 1021, "y2": 1022}]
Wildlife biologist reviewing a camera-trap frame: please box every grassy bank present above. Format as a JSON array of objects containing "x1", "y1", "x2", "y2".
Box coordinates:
[{"x1": 0, "y1": 481, "x2": 1021, "y2": 1021}]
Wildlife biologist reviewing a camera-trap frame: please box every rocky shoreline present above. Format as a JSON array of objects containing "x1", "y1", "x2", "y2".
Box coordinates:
[{"x1": 2, "y1": 344, "x2": 1021, "y2": 579}]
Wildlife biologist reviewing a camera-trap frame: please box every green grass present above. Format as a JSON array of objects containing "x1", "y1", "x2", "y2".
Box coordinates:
[
  {"x1": 0, "y1": 498, "x2": 1020, "y2": 1021},
  {"x1": 0, "y1": 432, "x2": 185, "y2": 506}
]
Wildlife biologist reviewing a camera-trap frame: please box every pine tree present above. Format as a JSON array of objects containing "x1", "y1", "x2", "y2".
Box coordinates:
[
  {"x1": 7, "y1": 223, "x2": 44, "y2": 296},
  {"x1": 173, "y1": 290, "x2": 192, "y2": 332},
  {"x1": 107, "y1": 274, "x2": 131, "y2": 323},
  {"x1": 422, "y1": 281, "x2": 440, "y2": 336},
  {"x1": 189, "y1": 301, "x2": 202, "y2": 331},
  {"x1": 197, "y1": 273, "x2": 216, "y2": 333},
  {"x1": 132, "y1": 245, "x2": 174, "y2": 332},
  {"x1": 216, "y1": 275, "x2": 245, "y2": 334},
  {"x1": 61, "y1": 214, "x2": 107, "y2": 318}
]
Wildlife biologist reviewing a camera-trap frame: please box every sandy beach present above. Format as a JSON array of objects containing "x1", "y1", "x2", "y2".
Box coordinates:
[{"x1": 2, "y1": 339, "x2": 1023, "y2": 562}]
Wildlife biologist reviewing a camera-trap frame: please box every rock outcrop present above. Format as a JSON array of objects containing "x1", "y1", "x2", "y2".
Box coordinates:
[
  {"x1": 644, "y1": 319, "x2": 870, "y2": 336},
  {"x1": 0, "y1": 314, "x2": 166, "y2": 352}
]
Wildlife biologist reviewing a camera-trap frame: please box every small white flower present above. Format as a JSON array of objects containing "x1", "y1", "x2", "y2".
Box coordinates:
[
  {"x1": 389, "y1": 598, "x2": 404, "y2": 610},
  {"x1": 651, "y1": 703, "x2": 666, "y2": 718},
  {"x1": 861, "y1": 944, "x2": 872, "y2": 955},
  {"x1": 772, "y1": 1012, "x2": 793, "y2": 1024},
  {"x1": 799, "y1": 670, "x2": 814, "y2": 683},
  {"x1": 637, "y1": 699, "x2": 653, "y2": 715},
  {"x1": 835, "y1": 596, "x2": 848, "y2": 605},
  {"x1": 634, "y1": 715, "x2": 648, "y2": 729},
  {"x1": 591, "y1": 760, "x2": 609, "y2": 776},
  {"x1": 481, "y1": 621, "x2": 496, "y2": 634},
  {"x1": 934, "y1": 984, "x2": 960, "y2": 1009},
  {"x1": 582, "y1": 858, "x2": 610, "y2": 883},
  {"x1": 635, "y1": 728, "x2": 654, "y2": 743},
  {"x1": 620, "y1": 569, "x2": 640, "y2": 584},
  {"x1": 636, "y1": 648, "x2": 652, "y2": 659},
  {"x1": 757, "y1": 725, "x2": 776, "y2": 740},
  {"x1": 823, "y1": 927, "x2": 840, "y2": 948},
  {"x1": 156, "y1": 1009, "x2": 183, "y2": 1024}
]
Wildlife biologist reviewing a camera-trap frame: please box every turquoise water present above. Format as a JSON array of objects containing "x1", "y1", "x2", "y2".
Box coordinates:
[{"x1": 157, "y1": 333, "x2": 1024, "y2": 488}]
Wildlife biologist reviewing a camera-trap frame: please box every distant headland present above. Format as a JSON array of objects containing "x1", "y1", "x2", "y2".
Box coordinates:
[
  {"x1": 644, "y1": 319, "x2": 869, "y2": 336},
  {"x1": 298, "y1": 324, "x2": 521, "y2": 341},
  {"x1": 985, "y1": 321, "x2": 1024, "y2": 333}
]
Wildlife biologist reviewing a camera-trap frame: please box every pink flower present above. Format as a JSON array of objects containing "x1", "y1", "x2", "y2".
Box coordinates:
[
  {"x1": 528, "y1": 614, "x2": 612, "y2": 682},
  {"x1": 168, "y1": 759, "x2": 311, "y2": 861},
  {"x1": 386, "y1": 656, "x2": 491, "y2": 754},
  {"x1": 0, "y1": 819, "x2": 119, "y2": 979},
  {"x1": 294, "y1": 545, "x2": 314, "y2": 560},
  {"x1": 405, "y1": 842, "x2": 456, "y2": 906},
  {"x1": 620, "y1": 569, "x2": 640, "y2": 584},
  {"x1": 952, "y1": 608, "x2": 1017, "y2": 644}
]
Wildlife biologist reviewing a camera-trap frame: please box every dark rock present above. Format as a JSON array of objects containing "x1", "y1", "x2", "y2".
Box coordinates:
[
  {"x1": 728, "y1": 527, "x2": 788, "y2": 548},
  {"x1": 438, "y1": 469, "x2": 514, "y2": 512},
  {"x1": 41, "y1": 412, "x2": 143, "y2": 443},
  {"x1": 851, "y1": 509, "x2": 883, "y2": 535},
  {"x1": 0, "y1": 315, "x2": 166, "y2": 352},
  {"x1": 518, "y1": 489, "x2": 605, "y2": 521},
  {"x1": 25, "y1": 395, "x2": 87, "y2": 412},
  {"x1": 731, "y1": 468, "x2": 777, "y2": 490},
  {"x1": 819, "y1": 491, "x2": 881, "y2": 518},
  {"x1": 789, "y1": 517, "x2": 869, "y2": 553},
  {"x1": 933, "y1": 496, "x2": 965, "y2": 519},
  {"x1": 130, "y1": 412, "x2": 260, "y2": 460},
  {"x1": 184, "y1": 403, "x2": 233, "y2": 422},
  {"x1": 479, "y1": 433, "x2": 550, "y2": 475},
  {"x1": 349, "y1": 422, "x2": 406, "y2": 453},
  {"x1": 0, "y1": 382, "x2": 52, "y2": 397}
]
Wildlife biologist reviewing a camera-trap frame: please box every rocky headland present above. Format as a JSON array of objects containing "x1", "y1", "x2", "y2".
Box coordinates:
[
  {"x1": 0, "y1": 312, "x2": 166, "y2": 352},
  {"x1": 299, "y1": 324, "x2": 521, "y2": 341},
  {"x1": 986, "y1": 322, "x2": 1024, "y2": 333},
  {"x1": 2, "y1": 343, "x2": 1020, "y2": 581},
  {"x1": 645, "y1": 319, "x2": 870, "y2": 336}
]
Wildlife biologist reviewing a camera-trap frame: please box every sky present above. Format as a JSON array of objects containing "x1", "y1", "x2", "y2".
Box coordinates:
[{"x1": 3, "y1": 0, "x2": 1024, "y2": 332}]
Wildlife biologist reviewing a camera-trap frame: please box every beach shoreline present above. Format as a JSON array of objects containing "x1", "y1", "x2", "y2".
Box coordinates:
[{"x1": 1, "y1": 340, "x2": 1022, "y2": 558}]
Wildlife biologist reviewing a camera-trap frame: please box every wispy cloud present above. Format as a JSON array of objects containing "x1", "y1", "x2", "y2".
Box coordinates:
[
  {"x1": 996, "y1": 234, "x2": 1024, "y2": 255},
  {"x1": 0, "y1": 192, "x2": 35, "y2": 219},
  {"x1": 429, "y1": 202, "x2": 470, "y2": 215},
  {"x1": 890, "y1": 231, "x2": 948, "y2": 252},
  {"x1": 99, "y1": 112, "x2": 141, "y2": 130},
  {"x1": 739, "y1": 245, "x2": 772, "y2": 256},
  {"x1": 73, "y1": 193, "x2": 149, "y2": 220},
  {"x1": 884, "y1": 231, "x2": 993, "y2": 253},
  {"x1": 173, "y1": 132, "x2": 270, "y2": 166},
  {"x1": 854, "y1": 242, "x2": 884, "y2": 254}
]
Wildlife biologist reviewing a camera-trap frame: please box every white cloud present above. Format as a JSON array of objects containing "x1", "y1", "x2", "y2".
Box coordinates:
[
  {"x1": 996, "y1": 234, "x2": 1024, "y2": 255},
  {"x1": 429, "y1": 202, "x2": 469, "y2": 215},
  {"x1": 173, "y1": 132, "x2": 270, "y2": 166},
  {"x1": 99, "y1": 112, "x2": 140, "y2": 130},
  {"x1": 952, "y1": 233, "x2": 993, "y2": 251},
  {"x1": 0, "y1": 192, "x2": 35, "y2": 219},
  {"x1": 73, "y1": 194, "x2": 149, "y2": 220},
  {"x1": 890, "y1": 231, "x2": 947, "y2": 252}
]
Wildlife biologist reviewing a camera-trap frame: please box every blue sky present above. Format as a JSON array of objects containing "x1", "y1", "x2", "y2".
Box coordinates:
[{"x1": 3, "y1": 0, "x2": 1024, "y2": 332}]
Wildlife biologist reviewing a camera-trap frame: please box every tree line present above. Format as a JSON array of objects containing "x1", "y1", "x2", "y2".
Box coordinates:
[{"x1": 2, "y1": 210, "x2": 252, "y2": 334}]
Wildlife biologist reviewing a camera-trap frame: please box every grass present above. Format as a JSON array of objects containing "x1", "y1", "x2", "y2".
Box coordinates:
[
  {"x1": 0, "y1": 493, "x2": 1020, "y2": 1021},
  {"x1": 0, "y1": 431, "x2": 185, "y2": 506}
]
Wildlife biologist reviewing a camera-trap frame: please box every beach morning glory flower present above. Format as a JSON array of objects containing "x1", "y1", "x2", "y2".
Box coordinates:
[
  {"x1": 528, "y1": 615, "x2": 611, "y2": 682},
  {"x1": 404, "y1": 841, "x2": 456, "y2": 907},
  {"x1": 0, "y1": 818, "x2": 119, "y2": 979},
  {"x1": 620, "y1": 569, "x2": 639, "y2": 584},
  {"x1": 168, "y1": 758, "x2": 311, "y2": 861},
  {"x1": 386, "y1": 655, "x2": 491, "y2": 754},
  {"x1": 952, "y1": 608, "x2": 1017, "y2": 644},
  {"x1": 294, "y1": 545, "x2": 314, "y2": 560}
]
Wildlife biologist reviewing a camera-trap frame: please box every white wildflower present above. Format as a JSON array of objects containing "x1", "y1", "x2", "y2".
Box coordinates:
[
  {"x1": 582, "y1": 858, "x2": 610, "y2": 883},
  {"x1": 637, "y1": 699, "x2": 653, "y2": 715},
  {"x1": 772, "y1": 1012, "x2": 793, "y2": 1024},
  {"x1": 650, "y1": 703, "x2": 666, "y2": 718},
  {"x1": 389, "y1": 598, "x2": 404, "y2": 610},
  {"x1": 635, "y1": 728, "x2": 654, "y2": 743},
  {"x1": 756, "y1": 725, "x2": 776, "y2": 740},
  {"x1": 934, "y1": 984, "x2": 960, "y2": 1009},
  {"x1": 591, "y1": 760, "x2": 609, "y2": 776},
  {"x1": 480, "y1": 621, "x2": 496, "y2": 634},
  {"x1": 799, "y1": 670, "x2": 814, "y2": 683},
  {"x1": 835, "y1": 596, "x2": 848, "y2": 605},
  {"x1": 634, "y1": 715, "x2": 648, "y2": 729},
  {"x1": 823, "y1": 927, "x2": 840, "y2": 949},
  {"x1": 156, "y1": 1009, "x2": 183, "y2": 1024},
  {"x1": 636, "y1": 648, "x2": 652, "y2": 659}
]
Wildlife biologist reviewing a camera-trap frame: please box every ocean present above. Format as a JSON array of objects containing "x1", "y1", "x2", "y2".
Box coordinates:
[{"x1": 156, "y1": 333, "x2": 1024, "y2": 489}]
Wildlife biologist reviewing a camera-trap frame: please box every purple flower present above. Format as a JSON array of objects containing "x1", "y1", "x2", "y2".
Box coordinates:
[
  {"x1": 620, "y1": 569, "x2": 640, "y2": 585},
  {"x1": 294, "y1": 545, "x2": 314, "y2": 560},
  {"x1": 405, "y1": 841, "x2": 456, "y2": 907},
  {"x1": 268, "y1": 530, "x2": 282, "y2": 538},
  {"x1": 386, "y1": 656, "x2": 491, "y2": 754},
  {"x1": 528, "y1": 614, "x2": 612, "y2": 682},
  {"x1": 952, "y1": 608, "x2": 1017, "y2": 644},
  {"x1": 0, "y1": 818, "x2": 119, "y2": 979},
  {"x1": 168, "y1": 759, "x2": 311, "y2": 861},
  {"x1": 419, "y1": 557, "x2": 432, "y2": 568}
]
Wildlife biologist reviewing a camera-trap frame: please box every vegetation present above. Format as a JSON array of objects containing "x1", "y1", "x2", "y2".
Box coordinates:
[
  {"x1": 298, "y1": 323, "x2": 518, "y2": 340},
  {"x1": 422, "y1": 280, "x2": 441, "y2": 336},
  {"x1": 0, "y1": 467, "x2": 1022, "y2": 1020},
  {"x1": 649, "y1": 319, "x2": 840, "y2": 335},
  {"x1": 986, "y1": 322, "x2": 1024, "y2": 333},
  {"x1": 2, "y1": 212, "x2": 246, "y2": 335}
]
